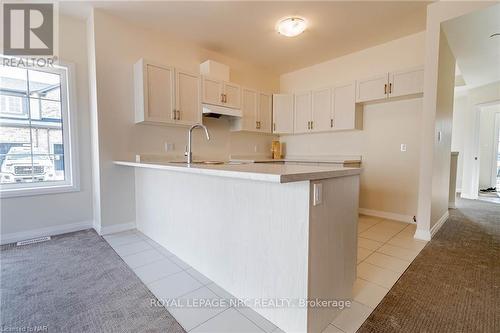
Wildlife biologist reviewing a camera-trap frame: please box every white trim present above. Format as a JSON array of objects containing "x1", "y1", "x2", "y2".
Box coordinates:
[
  {"x1": 97, "y1": 221, "x2": 136, "y2": 236},
  {"x1": 0, "y1": 220, "x2": 93, "y2": 245},
  {"x1": 461, "y1": 192, "x2": 478, "y2": 200},
  {"x1": 359, "y1": 208, "x2": 414, "y2": 223},
  {"x1": 431, "y1": 210, "x2": 449, "y2": 237},
  {"x1": 0, "y1": 60, "x2": 80, "y2": 198}
]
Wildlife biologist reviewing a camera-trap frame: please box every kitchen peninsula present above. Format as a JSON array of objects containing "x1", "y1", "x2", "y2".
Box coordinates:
[{"x1": 115, "y1": 160, "x2": 361, "y2": 333}]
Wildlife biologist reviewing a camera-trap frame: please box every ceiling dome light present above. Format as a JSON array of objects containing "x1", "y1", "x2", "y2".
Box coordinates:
[{"x1": 276, "y1": 17, "x2": 307, "y2": 37}]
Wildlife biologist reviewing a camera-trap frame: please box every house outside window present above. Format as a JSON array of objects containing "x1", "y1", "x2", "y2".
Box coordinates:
[{"x1": 0, "y1": 58, "x2": 79, "y2": 197}]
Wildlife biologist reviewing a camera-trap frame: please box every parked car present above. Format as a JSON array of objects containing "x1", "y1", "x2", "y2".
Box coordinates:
[{"x1": 0, "y1": 147, "x2": 55, "y2": 183}]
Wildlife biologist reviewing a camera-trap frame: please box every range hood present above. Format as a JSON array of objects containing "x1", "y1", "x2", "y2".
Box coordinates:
[{"x1": 202, "y1": 104, "x2": 242, "y2": 118}]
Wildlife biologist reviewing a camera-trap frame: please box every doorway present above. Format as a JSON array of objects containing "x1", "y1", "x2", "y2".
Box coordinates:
[{"x1": 478, "y1": 106, "x2": 500, "y2": 204}]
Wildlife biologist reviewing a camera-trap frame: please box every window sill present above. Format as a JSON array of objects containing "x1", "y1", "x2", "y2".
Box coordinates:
[{"x1": 0, "y1": 183, "x2": 80, "y2": 199}]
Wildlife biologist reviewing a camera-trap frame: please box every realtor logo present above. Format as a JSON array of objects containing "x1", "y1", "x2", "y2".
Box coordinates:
[{"x1": 3, "y1": 3, "x2": 54, "y2": 55}]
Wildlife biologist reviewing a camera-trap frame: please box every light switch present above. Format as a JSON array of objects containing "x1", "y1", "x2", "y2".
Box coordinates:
[
  {"x1": 313, "y1": 183, "x2": 323, "y2": 206},
  {"x1": 400, "y1": 144, "x2": 407, "y2": 152}
]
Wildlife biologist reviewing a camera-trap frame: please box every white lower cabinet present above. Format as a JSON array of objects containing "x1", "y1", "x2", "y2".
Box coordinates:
[
  {"x1": 272, "y1": 94, "x2": 294, "y2": 134},
  {"x1": 134, "y1": 59, "x2": 201, "y2": 126}
]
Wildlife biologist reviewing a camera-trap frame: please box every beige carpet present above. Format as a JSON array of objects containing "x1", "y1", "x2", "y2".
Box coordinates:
[
  {"x1": 358, "y1": 199, "x2": 500, "y2": 332},
  {"x1": 0, "y1": 229, "x2": 185, "y2": 333}
]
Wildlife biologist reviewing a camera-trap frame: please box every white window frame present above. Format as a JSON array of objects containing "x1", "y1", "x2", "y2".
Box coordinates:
[{"x1": 0, "y1": 59, "x2": 80, "y2": 198}]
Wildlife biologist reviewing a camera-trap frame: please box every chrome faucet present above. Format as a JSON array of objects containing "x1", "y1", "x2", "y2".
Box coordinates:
[{"x1": 185, "y1": 124, "x2": 210, "y2": 164}]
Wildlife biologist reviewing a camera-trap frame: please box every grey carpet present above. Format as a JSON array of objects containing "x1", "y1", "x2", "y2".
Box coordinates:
[
  {"x1": 358, "y1": 198, "x2": 500, "y2": 332},
  {"x1": 0, "y1": 229, "x2": 185, "y2": 333}
]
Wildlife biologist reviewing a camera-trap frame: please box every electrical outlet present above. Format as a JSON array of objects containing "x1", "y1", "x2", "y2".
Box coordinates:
[
  {"x1": 400, "y1": 144, "x2": 407, "y2": 152},
  {"x1": 164, "y1": 142, "x2": 175, "y2": 152}
]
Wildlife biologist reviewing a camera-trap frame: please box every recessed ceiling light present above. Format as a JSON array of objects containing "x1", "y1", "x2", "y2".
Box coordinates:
[{"x1": 276, "y1": 17, "x2": 307, "y2": 37}]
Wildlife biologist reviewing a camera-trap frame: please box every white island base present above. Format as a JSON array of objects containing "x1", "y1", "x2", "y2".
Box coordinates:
[{"x1": 122, "y1": 162, "x2": 360, "y2": 333}]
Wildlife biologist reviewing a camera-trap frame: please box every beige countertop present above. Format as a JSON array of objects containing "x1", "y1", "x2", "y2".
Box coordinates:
[{"x1": 114, "y1": 160, "x2": 361, "y2": 183}]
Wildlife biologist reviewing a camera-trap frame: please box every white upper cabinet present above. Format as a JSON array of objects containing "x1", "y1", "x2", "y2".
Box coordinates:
[
  {"x1": 134, "y1": 59, "x2": 201, "y2": 126},
  {"x1": 258, "y1": 92, "x2": 272, "y2": 133},
  {"x1": 223, "y1": 82, "x2": 241, "y2": 109},
  {"x1": 175, "y1": 69, "x2": 201, "y2": 125},
  {"x1": 240, "y1": 88, "x2": 258, "y2": 131},
  {"x1": 201, "y1": 76, "x2": 241, "y2": 109},
  {"x1": 356, "y1": 73, "x2": 389, "y2": 103},
  {"x1": 389, "y1": 66, "x2": 424, "y2": 98},
  {"x1": 333, "y1": 82, "x2": 362, "y2": 130},
  {"x1": 311, "y1": 88, "x2": 332, "y2": 133},
  {"x1": 273, "y1": 94, "x2": 294, "y2": 134},
  {"x1": 231, "y1": 90, "x2": 272, "y2": 133},
  {"x1": 202, "y1": 77, "x2": 224, "y2": 106},
  {"x1": 294, "y1": 91, "x2": 312, "y2": 134},
  {"x1": 356, "y1": 67, "x2": 424, "y2": 103}
]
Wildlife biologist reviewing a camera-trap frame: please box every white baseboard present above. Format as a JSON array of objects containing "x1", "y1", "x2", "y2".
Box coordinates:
[
  {"x1": 461, "y1": 193, "x2": 478, "y2": 200},
  {"x1": 448, "y1": 202, "x2": 456, "y2": 209},
  {"x1": 431, "y1": 210, "x2": 449, "y2": 237},
  {"x1": 96, "y1": 221, "x2": 136, "y2": 236},
  {"x1": 1, "y1": 220, "x2": 94, "y2": 245},
  {"x1": 359, "y1": 208, "x2": 414, "y2": 224}
]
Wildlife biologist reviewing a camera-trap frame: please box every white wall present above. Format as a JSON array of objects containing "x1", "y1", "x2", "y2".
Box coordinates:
[
  {"x1": 90, "y1": 10, "x2": 280, "y2": 230},
  {"x1": 430, "y1": 31, "x2": 456, "y2": 229},
  {"x1": 451, "y1": 93, "x2": 468, "y2": 191},
  {"x1": 279, "y1": 32, "x2": 425, "y2": 221},
  {"x1": 416, "y1": 1, "x2": 492, "y2": 240},
  {"x1": 1, "y1": 16, "x2": 94, "y2": 242},
  {"x1": 479, "y1": 105, "x2": 500, "y2": 189}
]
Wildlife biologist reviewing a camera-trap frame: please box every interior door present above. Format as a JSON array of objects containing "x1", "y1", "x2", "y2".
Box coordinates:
[
  {"x1": 333, "y1": 82, "x2": 357, "y2": 130},
  {"x1": 223, "y1": 82, "x2": 241, "y2": 109},
  {"x1": 241, "y1": 88, "x2": 258, "y2": 131},
  {"x1": 258, "y1": 92, "x2": 272, "y2": 133},
  {"x1": 389, "y1": 67, "x2": 424, "y2": 98},
  {"x1": 294, "y1": 91, "x2": 312, "y2": 134},
  {"x1": 175, "y1": 69, "x2": 201, "y2": 125},
  {"x1": 202, "y1": 77, "x2": 223, "y2": 106},
  {"x1": 146, "y1": 64, "x2": 175, "y2": 123},
  {"x1": 272, "y1": 94, "x2": 294, "y2": 134},
  {"x1": 311, "y1": 88, "x2": 332, "y2": 132},
  {"x1": 356, "y1": 73, "x2": 389, "y2": 103}
]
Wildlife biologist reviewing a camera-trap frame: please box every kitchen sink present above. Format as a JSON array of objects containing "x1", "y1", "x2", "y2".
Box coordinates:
[{"x1": 167, "y1": 160, "x2": 225, "y2": 165}]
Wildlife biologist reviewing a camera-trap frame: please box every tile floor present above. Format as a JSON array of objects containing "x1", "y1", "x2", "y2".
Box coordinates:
[{"x1": 103, "y1": 215, "x2": 427, "y2": 333}]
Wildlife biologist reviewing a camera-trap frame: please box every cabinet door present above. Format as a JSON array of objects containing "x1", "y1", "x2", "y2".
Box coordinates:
[
  {"x1": 294, "y1": 91, "x2": 312, "y2": 134},
  {"x1": 146, "y1": 64, "x2": 175, "y2": 123},
  {"x1": 333, "y1": 82, "x2": 361, "y2": 130},
  {"x1": 202, "y1": 77, "x2": 223, "y2": 106},
  {"x1": 272, "y1": 94, "x2": 294, "y2": 134},
  {"x1": 258, "y1": 92, "x2": 272, "y2": 133},
  {"x1": 241, "y1": 88, "x2": 258, "y2": 131},
  {"x1": 175, "y1": 69, "x2": 201, "y2": 125},
  {"x1": 311, "y1": 88, "x2": 332, "y2": 133},
  {"x1": 389, "y1": 67, "x2": 424, "y2": 98},
  {"x1": 356, "y1": 73, "x2": 389, "y2": 103},
  {"x1": 223, "y1": 82, "x2": 241, "y2": 109}
]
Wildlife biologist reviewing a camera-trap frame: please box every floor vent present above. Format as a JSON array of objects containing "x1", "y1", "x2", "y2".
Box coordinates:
[{"x1": 17, "y1": 236, "x2": 51, "y2": 246}]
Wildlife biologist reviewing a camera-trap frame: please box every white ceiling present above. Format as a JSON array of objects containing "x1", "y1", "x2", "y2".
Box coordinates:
[
  {"x1": 443, "y1": 4, "x2": 500, "y2": 89},
  {"x1": 61, "y1": 1, "x2": 428, "y2": 74}
]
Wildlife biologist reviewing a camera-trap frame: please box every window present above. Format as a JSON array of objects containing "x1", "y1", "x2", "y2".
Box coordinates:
[{"x1": 0, "y1": 58, "x2": 78, "y2": 197}]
